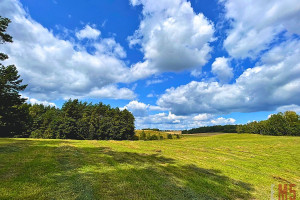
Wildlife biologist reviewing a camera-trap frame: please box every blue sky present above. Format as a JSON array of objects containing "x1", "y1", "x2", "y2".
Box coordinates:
[{"x1": 1, "y1": 0, "x2": 300, "y2": 129}]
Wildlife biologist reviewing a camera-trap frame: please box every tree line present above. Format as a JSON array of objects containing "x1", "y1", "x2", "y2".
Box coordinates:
[
  {"x1": 182, "y1": 111, "x2": 300, "y2": 136},
  {"x1": 0, "y1": 16, "x2": 135, "y2": 140},
  {"x1": 237, "y1": 111, "x2": 300, "y2": 136},
  {"x1": 182, "y1": 125, "x2": 238, "y2": 134},
  {"x1": 18, "y1": 100, "x2": 135, "y2": 140}
]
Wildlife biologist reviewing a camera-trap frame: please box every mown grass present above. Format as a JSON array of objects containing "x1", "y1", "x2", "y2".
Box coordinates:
[{"x1": 0, "y1": 134, "x2": 299, "y2": 199}]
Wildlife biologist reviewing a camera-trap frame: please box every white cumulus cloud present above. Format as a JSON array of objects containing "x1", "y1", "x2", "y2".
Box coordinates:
[
  {"x1": 211, "y1": 117, "x2": 235, "y2": 125},
  {"x1": 211, "y1": 57, "x2": 233, "y2": 83},
  {"x1": 0, "y1": 0, "x2": 135, "y2": 101},
  {"x1": 221, "y1": 0, "x2": 300, "y2": 58},
  {"x1": 76, "y1": 25, "x2": 101, "y2": 40},
  {"x1": 157, "y1": 39, "x2": 300, "y2": 115},
  {"x1": 276, "y1": 104, "x2": 300, "y2": 114},
  {"x1": 25, "y1": 97, "x2": 56, "y2": 107},
  {"x1": 135, "y1": 111, "x2": 235, "y2": 130},
  {"x1": 193, "y1": 113, "x2": 213, "y2": 121},
  {"x1": 122, "y1": 100, "x2": 167, "y2": 117},
  {"x1": 123, "y1": 101, "x2": 150, "y2": 117},
  {"x1": 129, "y1": 0, "x2": 215, "y2": 75}
]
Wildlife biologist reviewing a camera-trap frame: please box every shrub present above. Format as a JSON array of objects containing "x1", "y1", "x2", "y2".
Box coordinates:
[
  {"x1": 140, "y1": 131, "x2": 146, "y2": 140},
  {"x1": 149, "y1": 135, "x2": 159, "y2": 140},
  {"x1": 132, "y1": 135, "x2": 139, "y2": 140}
]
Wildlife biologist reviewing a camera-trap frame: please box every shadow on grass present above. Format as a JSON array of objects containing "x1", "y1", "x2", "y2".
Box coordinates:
[{"x1": 0, "y1": 139, "x2": 254, "y2": 200}]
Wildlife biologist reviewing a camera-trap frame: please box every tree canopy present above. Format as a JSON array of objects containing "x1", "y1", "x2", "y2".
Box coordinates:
[
  {"x1": 182, "y1": 125, "x2": 238, "y2": 134},
  {"x1": 237, "y1": 111, "x2": 300, "y2": 136},
  {"x1": 28, "y1": 99, "x2": 135, "y2": 140}
]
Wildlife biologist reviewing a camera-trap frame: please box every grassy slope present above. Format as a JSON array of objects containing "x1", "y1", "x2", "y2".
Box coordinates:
[{"x1": 0, "y1": 134, "x2": 299, "y2": 200}]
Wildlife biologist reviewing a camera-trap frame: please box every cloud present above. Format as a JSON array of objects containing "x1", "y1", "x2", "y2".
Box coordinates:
[
  {"x1": 88, "y1": 85, "x2": 136, "y2": 100},
  {"x1": 76, "y1": 25, "x2": 101, "y2": 40},
  {"x1": 193, "y1": 113, "x2": 213, "y2": 121},
  {"x1": 94, "y1": 38, "x2": 126, "y2": 58},
  {"x1": 146, "y1": 79, "x2": 164, "y2": 86},
  {"x1": 157, "y1": 39, "x2": 300, "y2": 115},
  {"x1": 147, "y1": 93, "x2": 154, "y2": 98},
  {"x1": 0, "y1": 0, "x2": 135, "y2": 101},
  {"x1": 211, "y1": 117, "x2": 235, "y2": 125},
  {"x1": 123, "y1": 101, "x2": 149, "y2": 117},
  {"x1": 276, "y1": 104, "x2": 300, "y2": 114},
  {"x1": 135, "y1": 111, "x2": 188, "y2": 129},
  {"x1": 129, "y1": 0, "x2": 215, "y2": 74},
  {"x1": 190, "y1": 69, "x2": 202, "y2": 77},
  {"x1": 221, "y1": 0, "x2": 300, "y2": 58},
  {"x1": 25, "y1": 97, "x2": 56, "y2": 107},
  {"x1": 129, "y1": 61, "x2": 157, "y2": 80},
  {"x1": 135, "y1": 111, "x2": 236, "y2": 130},
  {"x1": 122, "y1": 100, "x2": 167, "y2": 116},
  {"x1": 211, "y1": 57, "x2": 233, "y2": 83},
  {"x1": 122, "y1": 100, "x2": 236, "y2": 129}
]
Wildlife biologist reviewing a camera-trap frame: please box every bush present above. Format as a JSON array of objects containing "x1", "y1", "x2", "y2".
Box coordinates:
[
  {"x1": 140, "y1": 131, "x2": 146, "y2": 140},
  {"x1": 149, "y1": 135, "x2": 159, "y2": 140},
  {"x1": 167, "y1": 134, "x2": 173, "y2": 139},
  {"x1": 132, "y1": 135, "x2": 139, "y2": 140}
]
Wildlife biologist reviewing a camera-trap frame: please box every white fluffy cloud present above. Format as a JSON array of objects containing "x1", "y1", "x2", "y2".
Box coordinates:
[
  {"x1": 211, "y1": 57, "x2": 233, "y2": 83},
  {"x1": 221, "y1": 0, "x2": 300, "y2": 58},
  {"x1": 76, "y1": 25, "x2": 101, "y2": 40},
  {"x1": 157, "y1": 39, "x2": 300, "y2": 115},
  {"x1": 123, "y1": 101, "x2": 150, "y2": 117},
  {"x1": 122, "y1": 100, "x2": 167, "y2": 117},
  {"x1": 135, "y1": 111, "x2": 235, "y2": 130},
  {"x1": 123, "y1": 101, "x2": 236, "y2": 130},
  {"x1": 0, "y1": 0, "x2": 135, "y2": 101},
  {"x1": 193, "y1": 113, "x2": 213, "y2": 121},
  {"x1": 276, "y1": 104, "x2": 300, "y2": 114},
  {"x1": 88, "y1": 85, "x2": 136, "y2": 100},
  {"x1": 129, "y1": 0, "x2": 215, "y2": 74},
  {"x1": 25, "y1": 97, "x2": 56, "y2": 107},
  {"x1": 211, "y1": 117, "x2": 235, "y2": 125}
]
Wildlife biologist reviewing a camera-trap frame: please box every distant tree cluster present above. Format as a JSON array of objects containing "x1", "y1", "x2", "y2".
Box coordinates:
[
  {"x1": 237, "y1": 111, "x2": 300, "y2": 136},
  {"x1": 182, "y1": 125, "x2": 238, "y2": 134},
  {"x1": 30, "y1": 100, "x2": 135, "y2": 140},
  {"x1": 2, "y1": 100, "x2": 135, "y2": 140},
  {"x1": 182, "y1": 112, "x2": 300, "y2": 136}
]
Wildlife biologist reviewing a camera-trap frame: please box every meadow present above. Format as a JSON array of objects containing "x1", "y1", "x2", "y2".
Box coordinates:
[{"x1": 0, "y1": 133, "x2": 299, "y2": 199}]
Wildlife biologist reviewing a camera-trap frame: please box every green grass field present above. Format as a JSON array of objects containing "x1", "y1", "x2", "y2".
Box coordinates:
[{"x1": 0, "y1": 134, "x2": 299, "y2": 199}]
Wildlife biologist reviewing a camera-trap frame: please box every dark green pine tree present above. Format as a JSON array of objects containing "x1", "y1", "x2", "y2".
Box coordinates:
[{"x1": 0, "y1": 16, "x2": 27, "y2": 137}]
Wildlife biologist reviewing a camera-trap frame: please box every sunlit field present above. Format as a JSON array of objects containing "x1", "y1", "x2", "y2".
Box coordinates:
[{"x1": 0, "y1": 134, "x2": 299, "y2": 199}]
